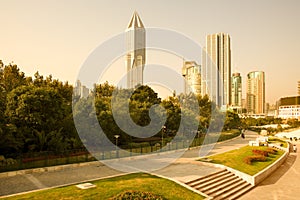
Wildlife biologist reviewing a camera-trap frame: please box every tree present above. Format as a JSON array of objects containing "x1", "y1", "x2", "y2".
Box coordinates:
[
  {"x1": 223, "y1": 111, "x2": 241, "y2": 130},
  {"x1": 5, "y1": 85, "x2": 70, "y2": 152},
  {"x1": 161, "y1": 96, "x2": 181, "y2": 134},
  {"x1": 0, "y1": 63, "x2": 27, "y2": 92}
]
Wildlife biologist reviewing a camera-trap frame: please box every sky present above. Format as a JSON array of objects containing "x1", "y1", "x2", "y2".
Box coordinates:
[{"x1": 1, "y1": 0, "x2": 300, "y2": 104}]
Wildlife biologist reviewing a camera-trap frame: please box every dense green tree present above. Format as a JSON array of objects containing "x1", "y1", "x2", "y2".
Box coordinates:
[
  {"x1": 223, "y1": 111, "x2": 241, "y2": 130},
  {"x1": 161, "y1": 96, "x2": 181, "y2": 134},
  {"x1": 5, "y1": 85, "x2": 73, "y2": 152},
  {"x1": 0, "y1": 63, "x2": 27, "y2": 92}
]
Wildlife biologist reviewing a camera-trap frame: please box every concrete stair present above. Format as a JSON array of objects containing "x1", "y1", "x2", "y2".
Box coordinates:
[{"x1": 185, "y1": 169, "x2": 254, "y2": 200}]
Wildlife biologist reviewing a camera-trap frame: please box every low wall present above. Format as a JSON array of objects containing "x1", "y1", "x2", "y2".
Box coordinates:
[{"x1": 252, "y1": 143, "x2": 290, "y2": 185}]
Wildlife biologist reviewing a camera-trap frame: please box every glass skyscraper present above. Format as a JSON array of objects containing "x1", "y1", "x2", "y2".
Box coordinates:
[
  {"x1": 246, "y1": 71, "x2": 265, "y2": 114},
  {"x1": 231, "y1": 73, "x2": 242, "y2": 107}
]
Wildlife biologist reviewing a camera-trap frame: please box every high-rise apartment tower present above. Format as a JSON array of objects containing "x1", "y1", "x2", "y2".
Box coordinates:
[
  {"x1": 246, "y1": 71, "x2": 265, "y2": 114},
  {"x1": 202, "y1": 33, "x2": 231, "y2": 108},
  {"x1": 231, "y1": 73, "x2": 242, "y2": 107},
  {"x1": 298, "y1": 80, "x2": 300, "y2": 95},
  {"x1": 182, "y1": 61, "x2": 201, "y2": 95}
]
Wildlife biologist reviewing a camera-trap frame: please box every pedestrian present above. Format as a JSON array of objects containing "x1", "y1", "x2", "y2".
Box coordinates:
[
  {"x1": 241, "y1": 132, "x2": 245, "y2": 139},
  {"x1": 293, "y1": 144, "x2": 297, "y2": 153}
]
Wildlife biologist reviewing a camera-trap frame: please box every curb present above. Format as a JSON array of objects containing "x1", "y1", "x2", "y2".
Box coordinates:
[{"x1": 0, "y1": 161, "x2": 103, "y2": 179}]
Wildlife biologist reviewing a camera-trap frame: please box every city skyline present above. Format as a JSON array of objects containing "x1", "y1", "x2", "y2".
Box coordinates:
[{"x1": 1, "y1": 0, "x2": 300, "y2": 104}]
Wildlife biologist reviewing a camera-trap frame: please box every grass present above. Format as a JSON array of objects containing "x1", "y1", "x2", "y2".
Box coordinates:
[
  {"x1": 3, "y1": 173, "x2": 204, "y2": 200},
  {"x1": 268, "y1": 137, "x2": 288, "y2": 148},
  {"x1": 200, "y1": 146, "x2": 284, "y2": 175}
]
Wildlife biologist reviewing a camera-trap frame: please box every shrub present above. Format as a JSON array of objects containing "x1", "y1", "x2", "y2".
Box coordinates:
[
  {"x1": 264, "y1": 148, "x2": 277, "y2": 154},
  {"x1": 252, "y1": 149, "x2": 268, "y2": 156},
  {"x1": 128, "y1": 142, "x2": 150, "y2": 148},
  {"x1": 111, "y1": 190, "x2": 166, "y2": 200},
  {"x1": 0, "y1": 157, "x2": 17, "y2": 167},
  {"x1": 243, "y1": 155, "x2": 266, "y2": 165}
]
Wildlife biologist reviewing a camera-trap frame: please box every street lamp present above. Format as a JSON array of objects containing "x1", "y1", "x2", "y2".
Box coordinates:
[
  {"x1": 114, "y1": 135, "x2": 120, "y2": 157},
  {"x1": 162, "y1": 126, "x2": 166, "y2": 147}
]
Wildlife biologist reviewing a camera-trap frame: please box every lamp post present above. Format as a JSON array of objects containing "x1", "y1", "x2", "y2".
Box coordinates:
[
  {"x1": 162, "y1": 126, "x2": 166, "y2": 147},
  {"x1": 114, "y1": 135, "x2": 120, "y2": 157}
]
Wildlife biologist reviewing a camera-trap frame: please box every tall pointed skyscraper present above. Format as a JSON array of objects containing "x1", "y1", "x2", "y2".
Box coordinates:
[{"x1": 125, "y1": 11, "x2": 146, "y2": 88}]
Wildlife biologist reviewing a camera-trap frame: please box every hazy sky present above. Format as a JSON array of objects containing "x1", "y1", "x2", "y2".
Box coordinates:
[{"x1": 1, "y1": 0, "x2": 300, "y2": 104}]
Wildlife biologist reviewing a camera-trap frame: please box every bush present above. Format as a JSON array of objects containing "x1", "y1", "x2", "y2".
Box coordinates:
[
  {"x1": 252, "y1": 149, "x2": 268, "y2": 156},
  {"x1": 128, "y1": 142, "x2": 150, "y2": 148},
  {"x1": 264, "y1": 148, "x2": 278, "y2": 154},
  {"x1": 111, "y1": 190, "x2": 166, "y2": 200},
  {"x1": 243, "y1": 155, "x2": 266, "y2": 165},
  {"x1": 0, "y1": 157, "x2": 17, "y2": 167}
]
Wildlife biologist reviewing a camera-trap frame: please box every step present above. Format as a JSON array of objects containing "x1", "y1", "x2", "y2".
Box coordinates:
[
  {"x1": 200, "y1": 174, "x2": 239, "y2": 193},
  {"x1": 228, "y1": 184, "x2": 254, "y2": 200},
  {"x1": 205, "y1": 176, "x2": 242, "y2": 195},
  {"x1": 214, "y1": 181, "x2": 251, "y2": 200},
  {"x1": 188, "y1": 170, "x2": 231, "y2": 188},
  {"x1": 194, "y1": 172, "x2": 235, "y2": 190},
  {"x1": 186, "y1": 169, "x2": 227, "y2": 185},
  {"x1": 212, "y1": 179, "x2": 247, "y2": 198}
]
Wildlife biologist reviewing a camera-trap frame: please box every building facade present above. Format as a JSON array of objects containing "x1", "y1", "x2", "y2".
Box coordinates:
[
  {"x1": 182, "y1": 61, "x2": 201, "y2": 95},
  {"x1": 74, "y1": 80, "x2": 90, "y2": 98},
  {"x1": 202, "y1": 33, "x2": 231, "y2": 108},
  {"x1": 231, "y1": 72, "x2": 242, "y2": 106},
  {"x1": 246, "y1": 71, "x2": 265, "y2": 114},
  {"x1": 298, "y1": 81, "x2": 300, "y2": 95},
  {"x1": 277, "y1": 96, "x2": 300, "y2": 119},
  {"x1": 125, "y1": 11, "x2": 146, "y2": 88}
]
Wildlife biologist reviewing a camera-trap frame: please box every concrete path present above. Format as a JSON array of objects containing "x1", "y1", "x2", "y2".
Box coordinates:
[
  {"x1": 240, "y1": 142, "x2": 300, "y2": 200},
  {"x1": 154, "y1": 130, "x2": 258, "y2": 183},
  {"x1": 0, "y1": 130, "x2": 261, "y2": 198}
]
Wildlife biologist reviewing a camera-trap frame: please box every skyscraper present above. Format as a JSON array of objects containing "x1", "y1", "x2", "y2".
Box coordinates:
[
  {"x1": 182, "y1": 61, "x2": 201, "y2": 95},
  {"x1": 246, "y1": 71, "x2": 265, "y2": 114},
  {"x1": 202, "y1": 33, "x2": 231, "y2": 108},
  {"x1": 125, "y1": 11, "x2": 146, "y2": 88},
  {"x1": 298, "y1": 81, "x2": 300, "y2": 95},
  {"x1": 74, "y1": 80, "x2": 90, "y2": 98},
  {"x1": 231, "y1": 73, "x2": 242, "y2": 107}
]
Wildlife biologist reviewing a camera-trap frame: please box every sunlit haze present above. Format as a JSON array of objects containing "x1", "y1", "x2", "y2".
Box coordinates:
[{"x1": 1, "y1": 0, "x2": 300, "y2": 104}]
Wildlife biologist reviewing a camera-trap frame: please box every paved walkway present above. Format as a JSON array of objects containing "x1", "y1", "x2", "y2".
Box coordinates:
[
  {"x1": 1, "y1": 130, "x2": 291, "y2": 199},
  {"x1": 155, "y1": 131, "x2": 258, "y2": 183},
  {"x1": 240, "y1": 142, "x2": 300, "y2": 200}
]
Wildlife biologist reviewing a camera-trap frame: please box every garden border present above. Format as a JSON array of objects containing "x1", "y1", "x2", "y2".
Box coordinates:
[{"x1": 200, "y1": 143, "x2": 290, "y2": 186}]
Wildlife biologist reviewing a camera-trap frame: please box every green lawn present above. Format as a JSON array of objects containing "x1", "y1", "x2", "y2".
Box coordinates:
[
  {"x1": 268, "y1": 137, "x2": 288, "y2": 148},
  {"x1": 4, "y1": 173, "x2": 204, "y2": 200},
  {"x1": 200, "y1": 146, "x2": 284, "y2": 175}
]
